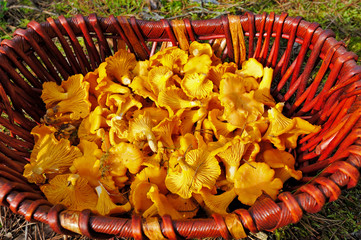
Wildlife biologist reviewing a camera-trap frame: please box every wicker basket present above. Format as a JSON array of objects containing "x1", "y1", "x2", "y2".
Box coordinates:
[{"x1": 0, "y1": 12, "x2": 360, "y2": 239}]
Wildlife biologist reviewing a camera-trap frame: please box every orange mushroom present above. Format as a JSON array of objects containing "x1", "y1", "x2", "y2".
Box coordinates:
[
  {"x1": 105, "y1": 49, "x2": 137, "y2": 85},
  {"x1": 165, "y1": 148, "x2": 221, "y2": 199},
  {"x1": 200, "y1": 187, "x2": 237, "y2": 215},
  {"x1": 234, "y1": 162, "x2": 283, "y2": 206},
  {"x1": 183, "y1": 54, "x2": 212, "y2": 75},
  {"x1": 40, "y1": 174, "x2": 97, "y2": 211},
  {"x1": 236, "y1": 58, "x2": 264, "y2": 79},
  {"x1": 158, "y1": 86, "x2": 202, "y2": 116},
  {"x1": 23, "y1": 133, "x2": 82, "y2": 184},
  {"x1": 128, "y1": 111, "x2": 157, "y2": 152},
  {"x1": 94, "y1": 185, "x2": 131, "y2": 216},
  {"x1": 41, "y1": 74, "x2": 91, "y2": 122},
  {"x1": 181, "y1": 73, "x2": 213, "y2": 99}
]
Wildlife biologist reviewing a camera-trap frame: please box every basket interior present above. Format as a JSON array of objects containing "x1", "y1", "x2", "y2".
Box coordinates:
[{"x1": 0, "y1": 13, "x2": 360, "y2": 238}]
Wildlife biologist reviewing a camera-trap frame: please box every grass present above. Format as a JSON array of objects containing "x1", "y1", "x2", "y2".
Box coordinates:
[{"x1": 0, "y1": 0, "x2": 360, "y2": 239}]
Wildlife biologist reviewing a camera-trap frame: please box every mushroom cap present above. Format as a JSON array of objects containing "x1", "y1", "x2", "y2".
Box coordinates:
[
  {"x1": 181, "y1": 73, "x2": 213, "y2": 99},
  {"x1": 165, "y1": 148, "x2": 221, "y2": 199},
  {"x1": 166, "y1": 193, "x2": 199, "y2": 219},
  {"x1": 105, "y1": 49, "x2": 137, "y2": 84},
  {"x1": 176, "y1": 107, "x2": 207, "y2": 135},
  {"x1": 207, "y1": 62, "x2": 238, "y2": 89},
  {"x1": 40, "y1": 174, "x2": 97, "y2": 211},
  {"x1": 96, "y1": 62, "x2": 130, "y2": 96},
  {"x1": 128, "y1": 112, "x2": 157, "y2": 152},
  {"x1": 152, "y1": 116, "x2": 181, "y2": 148},
  {"x1": 94, "y1": 185, "x2": 131, "y2": 216},
  {"x1": 158, "y1": 86, "x2": 202, "y2": 116},
  {"x1": 24, "y1": 133, "x2": 82, "y2": 184},
  {"x1": 189, "y1": 41, "x2": 213, "y2": 57},
  {"x1": 217, "y1": 137, "x2": 248, "y2": 182},
  {"x1": 254, "y1": 67, "x2": 276, "y2": 107},
  {"x1": 236, "y1": 58, "x2": 264, "y2": 79},
  {"x1": 208, "y1": 109, "x2": 237, "y2": 139},
  {"x1": 41, "y1": 74, "x2": 92, "y2": 121},
  {"x1": 200, "y1": 187, "x2": 237, "y2": 215},
  {"x1": 70, "y1": 140, "x2": 102, "y2": 188},
  {"x1": 129, "y1": 76, "x2": 157, "y2": 102},
  {"x1": 183, "y1": 54, "x2": 212, "y2": 75},
  {"x1": 147, "y1": 66, "x2": 174, "y2": 96},
  {"x1": 149, "y1": 47, "x2": 188, "y2": 74},
  {"x1": 133, "y1": 60, "x2": 150, "y2": 77},
  {"x1": 130, "y1": 181, "x2": 158, "y2": 214},
  {"x1": 108, "y1": 142, "x2": 144, "y2": 175},
  {"x1": 143, "y1": 186, "x2": 183, "y2": 220},
  {"x1": 234, "y1": 162, "x2": 283, "y2": 206}
]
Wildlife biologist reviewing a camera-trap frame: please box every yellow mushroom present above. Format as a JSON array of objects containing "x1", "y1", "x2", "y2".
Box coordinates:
[
  {"x1": 236, "y1": 58, "x2": 264, "y2": 79},
  {"x1": 189, "y1": 41, "x2": 213, "y2": 57},
  {"x1": 166, "y1": 193, "x2": 199, "y2": 219},
  {"x1": 181, "y1": 73, "x2": 213, "y2": 99},
  {"x1": 208, "y1": 109, "x2": 237, "y2": 139},
  {"x1": 96, "y1": 62, "x2": 130, "y2": 97},
  {"x1": 219, "y1": 73, "x2": 264, "y2": 127},
  {"x1": 94, "y1": 185, "x2": 131, "y2": 216},
  {"x1": 23, "y1": 133, "x2": 82, "y2": 184},
  {"x1": 129, "y1": 76, "x2": 157, "y2": 102},
  {"x1": 150, "y1": 47, "x2": 188, "y2": 74},
  {"x1": 234, "y1": 162, "x2": 283, "y2": 206},
  {"x1": 70, "y1": 140, "x2": 103, "y2": 188},
  {"x1": 165, "y1": 148, "x2": 221, "y2": 199},
  {"x1": 107, "y1": 142, "x2": 144, "y2": 176},
  {"x1": 41, "y1": 74, "x2": 91, "y2": 121},
  {"x1": 105, "y1": 49, "x2": 137, "y2": 85},
  {"x1": 254, "y1": 67, "x2": 276, "y2": 107},
  {"x1": 158, "y1": 86, "x2": 202, "y2": 116},
  {"x1": 176, "y1": 107, "x2": 207, "y2": 135},
  {"x1": 152, "y1": 116, "x2": 181, "y2": 148},
  {"x1": 183, "y1": 54, "x2": 212, "y2": 75},
  {"x1": 133, "y1": 60, "x2": 150, "y2": 77},
  {"x1": 143, "y1": 186, "x2": 183, "y2": 220},
  {"x1": 280, "y1": 117, "x2": 321, "y2": 149},
  {"x1": 262, "y1": 103, "x2": 295, "y2": 150},
  {"x1": 40, "y1": 174, "x2": 97, "y2": 211},
  {"x1": 147, "y1": 66, "x2": 174, "y2": 96},
  {"x1": 207, "y1": 62, "x2": 237, "y2": 89},
  {"x1": 200, "y1": 187, "x2": 237, "y2": 215},
  {"x1": 128, "y1": 111, "x2": 157, "y2": 152},
  {"x1": 77, "y1": 110, "x2": 107, "y2": 148},
  {"x1": 130, "y1": 181, "x2": 158, "y2": 214},
  {"x1": 217, "y1": 138, "x2": 249, "y2": 182}
]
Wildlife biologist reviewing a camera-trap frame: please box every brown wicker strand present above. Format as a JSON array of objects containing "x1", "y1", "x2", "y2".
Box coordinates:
[
  {"x1": 259, "y1": 12, "x2": 275, "y2": 65},
  {"x1": 117, "y1": 16, "x2": 149, "y2": 60},
  {"x1": 253, "y1": 12, "x2": 267, "y2": 60},
  {"x1": 274, "y1": 16, "x2": 302, "y2": 78},
  {"x1": 46, "y1": 17, "x2": 83, "y2": 75},
  {"x1": 89, "y1": 13, "x2": 113, "y2": 62},
  {"x1": 245, "y1": 12, "x2": 255, "y2": 59},
  {"x1": 58, "y1": 15, "x2": 92, "y2": 73},
  {"x1": 0, "y1": 46, "x2": 42, "y2": 89},
  {"x1": 266, "y1": 12, "x2": 288, "y2": 68},
  {"x1": 13, "y1": 29, "x2": 63, "y2": 84},
  {"x1": 27, "y1": 20, "x2": 73, "y2": 79},
  {"x1": 76, "y1": 14, "x2": 101, "y2": 69}
]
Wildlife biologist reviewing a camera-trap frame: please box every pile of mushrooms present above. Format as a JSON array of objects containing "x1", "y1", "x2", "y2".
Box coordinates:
[{"x1": 23, "y1": 42, "x2": 320, "y2": 218}]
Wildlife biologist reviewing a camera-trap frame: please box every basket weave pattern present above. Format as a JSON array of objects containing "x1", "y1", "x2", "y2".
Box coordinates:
[{"x1": 0, "y1": 12, "x2": 360, "y2": 239}]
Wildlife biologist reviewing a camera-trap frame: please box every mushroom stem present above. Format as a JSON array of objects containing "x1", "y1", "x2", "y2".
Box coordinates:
[{"x1": 146, "y1": 131, "x2": 158, "y2": 152}]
